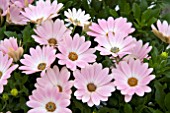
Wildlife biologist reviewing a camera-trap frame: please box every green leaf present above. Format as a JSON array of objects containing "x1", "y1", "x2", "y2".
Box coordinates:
[
  {"x1": 132, "y1": 3, "x2": 141, "y2": 20},
  {"x1": 124, "y1": 104, "x2": 133, "y2": 113},
  {"x1": 154, "y1": 81, "x2": 166, "y2": 110},
  {"x1": 4, "y1": 31, "x2": 18, "y2": 38},
  {"x1": 109, "y1": 9, "x2": 119, "y2": 18},
  {"x1": 0, "y1": 25, "x2": 6, "y2": 39},
  {"x1": 164, "y1": 93, "x2": 170, "y2": 111},
  {"x1": 140, "y1": 0, "x2": 148, "y2": 11},
  {"x1": 22, "y1": 24, "x2": 34, "y2": 43},
  {"x1": 97, "y1": 107, "x2": 119, "y2": 113}
]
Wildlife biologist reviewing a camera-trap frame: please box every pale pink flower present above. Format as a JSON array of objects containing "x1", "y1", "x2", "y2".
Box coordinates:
[
  {"x1": 73, "y1": 63, "x2": 115, "y2": 107},
  {"x1": 112, "y1": 59, "x2": 155, "y2": 102},
  {"x1": 95, "y1": 32, "x2": 136, "y2": 57},
  {"x1": 0, "y1": 0, "x2": 9, "y2": 16},
  {"x1": 21, "y1": 0, "x2": 63, "y2": 24},
  {"x1": 87, "y1": 17, "x2": 135, "y2": 38},
  {"x1": 0, "y1": 37, "x2": 24, "y2": 62},
  {"x1": 35, "y1": 65, "x2": 73, "y2": 99},
  {"x1": 11, "y1": 0, "x2": 34, "y2": 8},
  {"x1": 19, "y1": 46, "x2": 56, "y2": 75},
  {"x1": 27, "y1": 88, "x2": 71, "y2": 113},
  {"x1": 151, "y1": 19, "x2": 170, "y2": 43},
  {"x1": 32, "y1": 19, "x2": 71, "y2": 46},
  {"x1": 6, "y1": 4, "x2": 28, "y2": 25},
  {"x1": 64, "y1": 8, "x2": 91, "y2": 27},
  {"x1": 56, "y1": 34, "x2": 96, "y2": 71},
  {"x1": 122, "y1": 39, "x2": 152, "y2": 61},
  {"x1": 0, "y1": 51, "x2": 18, "y2": 94}
]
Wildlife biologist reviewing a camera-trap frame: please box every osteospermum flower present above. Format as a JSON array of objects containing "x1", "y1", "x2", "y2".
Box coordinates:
[
  {"x1": 0, "y1": 37, "x2": 24, "y2": 62},
  {"x1": 73, "y1": 63, "x2": 115, "y2": 107},
  {"x1": 0, "y1": 51, "x2": 18, "y2": 94},
  {"x1": 122, "y1": 39, "x2": 152, "y2": 61},
  {"x1": 0, "y1": 0, "x2": 9, "y2": 16},
  {"x1": 151, "y1": 19, "x2": 170, "y2": 43},
  {"x1": 21, "y1": 0, "x2": 63, "y2": 24},
  {"x1": 11, "y1": 0, "x2": 34, "y2": 8},
  {"x1": 19, "y1": 46, "x2": 56, "y2": 75},
  {"x1": 27, "y1": 88, "x2": 71, "y2": 113},
  {"x1": 112, "y1": 59, "x2": 155, "y2": 102},
  {"x1": 35, "y1": 65, "x2": 73, "y2": 99},
  {"x1": 32, "y1": 19, "x2": 71, "y2": 46},
  {"x1": 56, "y1": 33, "x2": 96, "y2": 71},
  {"x1": 6, "y1": 5, "x2": 28, "y2": 25},
  {"x1": 87, "y1": 17, "x2": 135, "y2": 38},
  {"x1": 64, "y1": 8, "x2": 91, "y2": 27},
  {"x1": 95, "y1": 32, "x2": 136, "y2": 57}
]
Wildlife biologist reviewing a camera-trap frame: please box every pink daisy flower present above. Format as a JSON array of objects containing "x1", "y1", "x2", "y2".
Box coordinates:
[
  {"x1": 95, "y1": 32, "x2": 136, "y2": 57},
  {"x1": 0, "y1": 0, "x2": 9, "y2": 16},
  {"x1": 122, "y1": 39, "x2": 152, "y2": 61},
  {"x1": 73, "y1": 63, "x2": 115, "y2": 107},
  {"x1": 64, "y1": 8, "x2": 91, "y2": 27},
  {"x1": 32, "y1": 19, "x2": 71, "y2": 46},
  {"x1": 0, "y1": 51, "x2": 18, "y2": 94},
  {"x1": 21, "y1": 0, "x2": 63, "y2": 24},
  {"x1": 151, "y1": 19, "x2": 170, "y2": 43},
  {"x1": 27, "y1": 88, "x2": 71, "y2": 113},
  {"x1": 56, "y1": 33, "x2": 96, "y2": 71},
  {"x1": 19, "y1": 46, "x2": 56, "y2": 75},
  {"x1": 0, "y1": 37, "x2": 24, "y2": 62},
  {"x1": 6, "y1": 5, "x2": 28, "y2": 25},
  {"x1": 35, "y1": 65, "x2": 74, "y2": 99},
  {"x1": 87, "y1": 17, "x2": 135, "y2": 38},
  {"x1": 112, "y1": 59, "x2": 155, "y2": 102},
  {"x1": 11, "y1": 0, "x2": 34, "y2": 8}
]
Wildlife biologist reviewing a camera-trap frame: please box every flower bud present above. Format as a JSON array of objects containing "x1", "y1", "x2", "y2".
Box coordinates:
[
  {"x1": 2, "y1": 93, "x2": 9, "y2": 100},
  {"x1": 11, "y1": 88, "x2": 18, "y2": 96},
  {"x1": 161, "y1": 52, "x2": 168, "y2": 59}
]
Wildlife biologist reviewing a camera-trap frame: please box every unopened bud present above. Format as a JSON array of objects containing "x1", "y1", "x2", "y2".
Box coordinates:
[
  {"x1": 161, "y1": 52, "x2": 168, "y2": 59},
  {"x1": 2, "y1": 93, "x2": 9, "y2": 100},
  {"x1": 11, "y1": 88, "x2": 18, "y2": 96}
]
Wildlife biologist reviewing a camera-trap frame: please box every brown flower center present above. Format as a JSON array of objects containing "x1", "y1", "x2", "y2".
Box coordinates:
[
  {"x1": 45, "y1": 102, "x2": 56, "y2": 112},
  {"x1": 57, "y1": 85, "x2": 62, "y2": 92},
  {"x1": 0, "y1": 71, "x2": 3, "y2": 79},
  {"x1": 68, "y1": 52, "x2": 78, "y2": 61},
  {"x1": 48, "y1": 38, "x2": 57, "y2": 46},
  {"x1": 110, "y1": 47, "x2": 120, "y2": 53},
  {"x1": 37, "y1": 63, "x2": 46, "y2": 70},
  {"x1": 128, "y1": 77, "x2": 138, "y2": 87},
  {"x1": 87, "y1": 83, "x2": 97, "y2": 92}
]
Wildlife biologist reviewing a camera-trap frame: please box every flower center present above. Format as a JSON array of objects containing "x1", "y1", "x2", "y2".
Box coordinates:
[
  {"x1": 68, "y1": 52, "x2": 78, "y2": 61},
  {"x1": 37, "y1": 63, "x2": 46, "y2": 70},
  {"x1": 48, "y1": 38, "x2": 57, "y2": 46},
  {"x1": 57, "y1": 85, "x2": 62, "y2": 92},
  {"x1": 0, "y1": 71, "x2": 3, "y2": 79},
  {"x1": 128, "y1": 77, "x2": 138, "y2": 87},
  {"x1": 45, "y1": 102, "x2": 56, "y2": 112},
  {"x1": 87, "y1": 83, "x2": 97, "y2": 92},
  {"x1": 110, "y1": 47, "x2": 120, "y2": 53}
]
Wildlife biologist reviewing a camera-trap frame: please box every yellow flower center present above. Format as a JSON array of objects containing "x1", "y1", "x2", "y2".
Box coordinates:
[
  {"x1": 45, "y1": 102, "x2": 56, "y2": 112},
  {"x1": 110, "y1": 47, "x2": 120, "y2": 53},
  {"x1": 87, "y1": 83, "x2": 97, "y2": 92},
  {"x1": 37, "y1": 63, "x2": 46, "y2": 70},
  {"x1": 0, "y1": 71, "x2": 3, "y2": 79},
  {"x1": 57, "y1": 85, "x2": 62, "y2": 92},
  {"x1": 68, "y1": 52, "x2": 78, "y2": 61},
  {"x1": 48, "y1": 38, "x2": 57, "y2": 46},
  {"x1": 128, "y1": 77, "x2": 138, "y2": 87}
]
